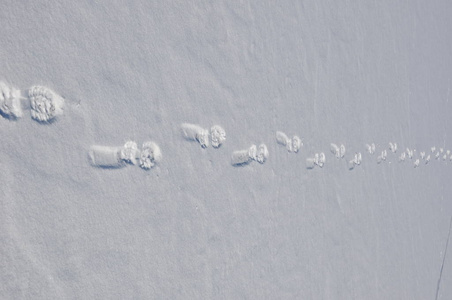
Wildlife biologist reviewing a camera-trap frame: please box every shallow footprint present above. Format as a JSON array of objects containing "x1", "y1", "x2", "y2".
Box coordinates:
[
  {"x1": 306, "y1": 157, "x2": 316, "y2": 169},
  {"x1": 180, "y1": 123, "x2": 209, "y2": 148},
  {"x1": 88, "y1": 145, "x2": 124, "y2": 168},
  {"x1": 276, "y1": 131, "x2": 290, "y2": 148},
  {"x1": 231, "y1": 145, "x2": 257, "y2": 166}
]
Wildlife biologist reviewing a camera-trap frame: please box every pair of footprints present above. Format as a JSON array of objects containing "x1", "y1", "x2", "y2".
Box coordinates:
[
  {"x1": 231, "y1": 130, "x2": 304, "y2": 166},
  {"x1": 88, "y1": 141, "x2": 162, "y2": 170},
  {"x1": 180, "y1": 123, "x2": 269, "y2": 166},
  {"x1": 231, "y1": 144, "x2": 269, "y2": 166},
  {"x1": 0, "y1": 81, "x2": 64, "y2": 123},
  {"x1": 310, "y1": 143, "x2": 361, "y2": 170},
  {"x1": 276, "y1": 131, "x2": 303, "y2": 153},
  {"x1": 180, "y1": 123, "x2": 226, "y2": 149},
  {"x1": 428, "y1": 147, "x2": 452, "y2": 162}
]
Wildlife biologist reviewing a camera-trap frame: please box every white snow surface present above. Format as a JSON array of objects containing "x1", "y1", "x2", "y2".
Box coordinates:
[{"x1": 1, "y1": 1, "x2": 452, "y2": 299}]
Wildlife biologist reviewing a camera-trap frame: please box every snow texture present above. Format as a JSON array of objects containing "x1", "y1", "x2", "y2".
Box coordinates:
[{"x1": 1, "y1": 1, "x2": 452, "y2": 299}]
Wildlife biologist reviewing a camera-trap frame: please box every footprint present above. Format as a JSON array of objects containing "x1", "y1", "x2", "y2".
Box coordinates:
[
  {"x1": 420, "y1": 152, "x2": 426, "y2": 160},
  {"x1": 120, "y1": 141, "x2": 139, "y2": 165},
  {"x1": 276, "y1": 131, "x2": 302, "y2": 153},
  {"x1": 389, "y1": 142, "x2": 397, "y2": 153},
  {"x1": 290, "y1": 136, "x2": 303, "y2": 153},
  {"x1": 0, "y1": 81, "x2": 23, "y2": 119},
  {"x1": 139, "y1": 141, "x2": 162, "y2": 170},
  {"x1": 276, "y1": 131, "x2": 290, "y2": 148},
  {"x1": 248, "y1": 144, "x2": 257, "y2": 161},
  {"x1": 255, "y1": 144, "x2": 269, "y2": 164},
  {"x1": 306, "y1": 157, "x2": 316, "y2": 169},
  {"x1": 348, "y1": 152, "x2": 362, "y2": 170},
  {"x1": 317, "y1": 152, "x2": 326, "y2": 167},
  {"x1": 29, "y1": 86, "x2": 64, "y2": 123},
  {"x1": 381, "y1": 150, "x2": 388, "y2": 160},
  {"x1": 331, "y1": 143, "x2": 345, "y2": 158},
  {"x1": 353, "y1": 152, "x2": 362, "y2": 165},
  {"x1": 377, "y1": 156, "x2": 383, "y2": 164},
  {"x1": 88, "y1": 145, "x2": 125, "y2": 168},
  {"x1": 331, "y1": 143, "x2": 340, "y2": 158},
  {"x1": 210, "y1": 125, "x2": 226, "y2": 148},
  {"x1": 377, "y1": 150, "x2": 387, "y2": 164},
  {"x1": 406, "y1": 148, "x2": 414, "y2": 159},
  {"x1": 366, "y1": 143, "x2": 376, "y2": 154},
  {"x1": 339, "y1": 144, "x2": 346, "y2": 158},
  {"x1": 307, "y1": 152, "x2": 325, "y2": 169},
  {"x1": 180, "y1": 123, "x2": 209, "y2": 148},
  {"x1": 347, "y1": 159, "x2": 356, "y2": 170},
  {"x1": 231, "y1": 145, "x2": 257, "y2": 166}
]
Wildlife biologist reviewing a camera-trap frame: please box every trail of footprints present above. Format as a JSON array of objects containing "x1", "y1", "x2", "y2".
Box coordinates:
[{"x1": 2, "y1": 81, "x2": 451, "y2": 171}]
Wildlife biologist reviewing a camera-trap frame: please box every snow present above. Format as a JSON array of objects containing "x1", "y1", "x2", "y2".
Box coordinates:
[{"x1": 1, "y1": 0, "x2": 452, "y2": 299}]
